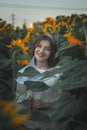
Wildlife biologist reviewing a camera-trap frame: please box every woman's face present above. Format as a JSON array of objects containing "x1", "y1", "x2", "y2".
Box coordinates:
[{"x1": 34, "y1": 40, "x2": 51, "y2": 63}]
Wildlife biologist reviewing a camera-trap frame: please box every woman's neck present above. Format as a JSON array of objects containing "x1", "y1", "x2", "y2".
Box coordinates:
[{"x1": 35, "y1": 62, "x2": 49, "y2": 70}]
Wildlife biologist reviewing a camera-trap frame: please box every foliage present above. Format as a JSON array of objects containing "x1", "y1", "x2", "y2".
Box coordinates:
[
  {"x1": 63, "y1": 14, "x2": 87, "y2": 53},
  {"x1": 0, "y1": 14, "x2": 87, "y2": 130},
  {"x1": 49, "y1": 58, "x2": 87, "y2": 130},
  {"x1": 0, "y1": 53, "x2": 13, "y2": 100},
  {"x1": 0, "y1": 100, "x2": 31, "y2": 130}
]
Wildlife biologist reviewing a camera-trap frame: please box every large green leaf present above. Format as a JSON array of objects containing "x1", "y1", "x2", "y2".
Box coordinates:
[
  {"x1": 57, "y1": 44, "x2": 85, "y2": 60},
  {"x1": 74, "y1": 123, "x2": 87, "y2": 130},
  {"x1": 50, "y1": 91, "x2": 87, "y2": 122},
  {"x1": 24, "y1": 80, "x2": 50, "y2": 91},
  {"x1": 0, "y1": 79, "x2": 12, "y2": 100},
  {"x1": 50, "y1": 92, "x2": 76, "y2": 121},
  {"x1": 57, "y1": 60, "x2": 87, "y2": 91},
  {"x1": 17, "y1": 66, "x2": 40, "y2": 77},
  {"x1": 0, "y1": 57, "x2": 12, "y2": 69}
]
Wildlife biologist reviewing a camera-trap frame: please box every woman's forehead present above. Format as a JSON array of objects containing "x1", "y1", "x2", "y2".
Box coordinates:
[{"x1": 39, "y1": 40, "x2": 50, "y2": 46}]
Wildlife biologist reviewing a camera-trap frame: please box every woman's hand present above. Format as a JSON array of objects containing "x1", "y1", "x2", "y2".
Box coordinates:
[
  {"x1": 29, "y1": 96, "x2": 53, "y2": 110},
  {"x1": 32, "y1": 99, "x2": 45, "y2": 109}
]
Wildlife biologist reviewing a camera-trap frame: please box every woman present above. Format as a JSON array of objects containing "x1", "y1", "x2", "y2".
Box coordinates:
[{"x1": 16, "y1": 34, "x2": 62, "y2": 129}]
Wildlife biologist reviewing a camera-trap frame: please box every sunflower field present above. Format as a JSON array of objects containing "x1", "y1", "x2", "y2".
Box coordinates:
[{"x1": 0, "y1": 13, "x2": 87, "y2": 130}]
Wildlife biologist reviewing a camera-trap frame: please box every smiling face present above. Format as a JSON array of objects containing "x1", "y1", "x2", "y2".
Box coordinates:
[
  {"x1": 33, "y1": 34, "x2": 58, "y2": 67},
  {"x1": 34, "y1": 40, "x2": 51, "y2": 64}
]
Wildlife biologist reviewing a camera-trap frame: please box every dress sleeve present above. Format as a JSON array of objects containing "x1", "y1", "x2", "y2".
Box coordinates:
[
  {"x1": 39, "y1": 74, "x2": 62, "y2": 102},
  {"x1": 15, "y1": 81, "x2": 32, "y2": 103}
]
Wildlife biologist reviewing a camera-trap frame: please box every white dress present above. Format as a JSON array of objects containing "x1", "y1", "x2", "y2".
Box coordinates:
[{"x1": 15, "y1": 57, "x2": 62, "y2": 103}]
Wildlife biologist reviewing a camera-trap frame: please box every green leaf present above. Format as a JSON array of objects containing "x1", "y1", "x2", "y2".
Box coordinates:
[
  {"x1": 18, "y1": 54, "x2": 31, "y2": 61},
  {"x1": 58, "y1": 44, "x2": 84, "y2": 60},
  {"x1": 50, "y1": 91, "x2": 87, "y2": 123},
  {"x1": 50, "y1": 92, "x2": 76, "y2": 121},
  {"x1": 17, "y1": 66, "x2": 40, "y2": 77},
  {"x1": 57, "y1": 60, "x2": 87, "y2": 91},
  {"x1": 74, "y1": 123, "x2": 87, "y2": 130},
  {"x1": 0, "y1": 57, "x2": 12, "y2": 69},
  {"x1": 24, "y1": 80, "x2": 50, "y2": 91}
]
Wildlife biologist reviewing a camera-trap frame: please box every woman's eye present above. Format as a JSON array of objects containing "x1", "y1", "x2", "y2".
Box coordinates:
[
  {"x1": 45, "y1": 48, "x2": 51, "y2": 51},
  {"x1": 37, "y1": 44, "x2": 42, "y2": 48}
]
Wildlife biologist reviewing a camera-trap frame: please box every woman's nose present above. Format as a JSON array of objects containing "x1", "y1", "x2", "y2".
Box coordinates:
[{"x1": 39, "y1": 47, "x2": 44, "y2": 53}]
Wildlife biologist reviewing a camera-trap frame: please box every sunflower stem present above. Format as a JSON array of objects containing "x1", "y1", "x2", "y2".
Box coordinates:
[
  {"x1": 12, "y1": 51, "x2": 16, "y2": 100},
  {"x1": 82, "y1": 26, "x2": 87, "y2": 42}
]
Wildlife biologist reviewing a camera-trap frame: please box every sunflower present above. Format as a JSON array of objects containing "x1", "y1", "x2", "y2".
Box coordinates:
[
  {"x1": 17, "y1": 59, "x2": 29, "y2": 66},
  {"x1": 64, "y1": 14, "x2": 87, "y2": 53},
  {"x1": 43, "y1": 23, "x2": 56, "y2": 34},
  {"x1": 0, "y1": 21, "x2": 7, "y2": 32},
  {"x1": 0, "y1": 100, "x2": 31, "y2": 130}
]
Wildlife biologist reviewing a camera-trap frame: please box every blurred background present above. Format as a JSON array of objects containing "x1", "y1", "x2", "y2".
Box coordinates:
[
  {"x1": 0, "y1": 1, "x2": 87, "y2": 130},
  {"x1": 0, "y1": 0, "x2": 87, "y2": 27}
]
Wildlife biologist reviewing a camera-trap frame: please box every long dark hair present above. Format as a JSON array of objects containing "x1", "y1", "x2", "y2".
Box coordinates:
[{"x1": 33, "y1": 34, "x2": 59, "y2": 67}]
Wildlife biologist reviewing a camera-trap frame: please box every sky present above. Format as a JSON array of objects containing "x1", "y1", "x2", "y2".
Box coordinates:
[{"x1": 0, "y1": 0, "x2": 87, "y2": 27}]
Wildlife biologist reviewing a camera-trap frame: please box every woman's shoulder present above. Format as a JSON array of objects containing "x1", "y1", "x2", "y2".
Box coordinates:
[{"x1": 18, "y1": 65, "x2": 29, "y2": 73}]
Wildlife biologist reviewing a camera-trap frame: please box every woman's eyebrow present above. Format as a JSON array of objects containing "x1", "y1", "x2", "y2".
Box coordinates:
[{"x1": 45, "y1": 46, "x2": 51, "y2": 48}]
